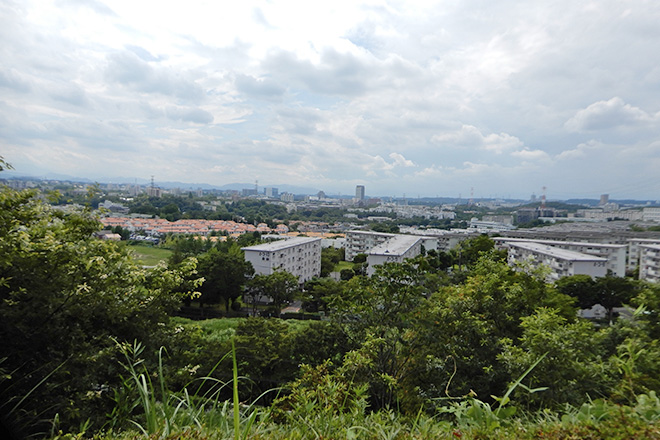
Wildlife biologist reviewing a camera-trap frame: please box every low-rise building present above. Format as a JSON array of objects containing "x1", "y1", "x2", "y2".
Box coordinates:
[
  {"x1": 345, "y1": 230, "x2": 396, "y2": 261},
  {"x1": 366, "y1": 235, "x2": 423, "y2": 276},
  {"x1": 506, "y1": 241, "x2": 608, "y2": 282},
  {"x1": 639, "y1": 244, "x2": 660, "y2": 283},
  {"x1": 494, "y1": 238, "x2": 627, "y2": 277},
  {"x1": 242, "y1": 237, "x2": 322, "y2": 283},
  {"x1": 643, "y1": 207, "x2": 660, "y2": 222}
]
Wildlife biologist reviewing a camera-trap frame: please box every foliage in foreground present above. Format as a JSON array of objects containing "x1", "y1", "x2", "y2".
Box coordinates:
[
  {"x1": 51, "y1": 349, "x2": 660, "y2": 440},
  {"x1": 0, "y1": 185, "x2": 202, "y2": 438}
]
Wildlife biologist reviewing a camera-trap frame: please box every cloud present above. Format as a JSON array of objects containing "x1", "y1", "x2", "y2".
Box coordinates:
[
  {"x1": 0, "y1": 68, "x2": 32, "y2": 93},
  {"x1": 389, "y1": 152, "x2": 415, "y2": 167},
  {"x1": 234, "y1": 74, "x2": 285, "y2": 100},
  {"x1": 49, "y1": 83, "x2": 89, "y2": 107},
  {"x1": 262, "y1": 48, "x2": 373, "y2": 97},
  {"x1": 165, "y1": 106, "x2": 214, "y2": 124},
  {"x1": 105, "y1": 51, "x2": 205, "y2": 102},
  {"x1": 56, "y1": 0, "x2": 116, "y2": 16},
  {"x1": 5, "y1": 0, "x2": 660, "y2": 199},
  {"x1": 511, "y1": 148, "x2": 551, "y2": 162},
  {"x1": 431, "y1": 125, "x2": 523, "y2": 154},
  {"x1": 565, "y1": 97, "x2": 655, "y2": 132}
]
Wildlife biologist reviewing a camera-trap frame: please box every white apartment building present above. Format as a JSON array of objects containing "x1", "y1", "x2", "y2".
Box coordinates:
[
  {"x1": 627, "y1": 238, "x2": 660, "y2": 273},
  {"x1": 576, "y1": 209, "x2": 643, "y2": 221},
  {"x1": 643, "y1": 207, "x2": 660, "y2": 223},
  {"x1": 242, "y1": 237, "x2": 322, "y2": 283},
  {"x1": 639, "y1": 244, "x2": 660, "y2": 283},
  {"x1": 506, "y1": 241, "x2": 608, "y2": 282},
  {"x1": 345, "y1": 229, "x2": 440, "y2": 261},
  {"x1": 345, "y1": 230, "x2": 397, "y2": 261},
  {"x1": 494, "y1": 238, "x2": 627, "y2": 277},
  {"x1": 366, "y1": 235, "x2": 423, "y2": 276}
]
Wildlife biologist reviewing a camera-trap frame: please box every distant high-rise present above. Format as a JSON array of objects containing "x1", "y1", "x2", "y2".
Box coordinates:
[
  {"x1": 264, "y1": 187, "x2": 278, "y2": 198},
  {"x1": 356, "y1": 185, "x2": 365, "y2": 201},
  {"x1": 600, "y1": 194, "x2": 609, "y2": 205}
]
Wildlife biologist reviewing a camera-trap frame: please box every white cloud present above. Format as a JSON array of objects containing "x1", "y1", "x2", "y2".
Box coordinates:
[
  {"x1": 565, "y1": 97, "x2": 656, "y2": 132},
  {"x1": 511, "y1": 148, "x2": 551, "y2": 162},
  {"x1": 389, "y1": 152, "x2": 415, "y2": 167},
  {"x1": 4, "y1": 0, "x2": 660, "y2": 198}
]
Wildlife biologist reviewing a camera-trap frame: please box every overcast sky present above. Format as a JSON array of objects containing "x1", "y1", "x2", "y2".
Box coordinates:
[{"x1": 1, "y1": 0, "x2": 660, "y2": 199}]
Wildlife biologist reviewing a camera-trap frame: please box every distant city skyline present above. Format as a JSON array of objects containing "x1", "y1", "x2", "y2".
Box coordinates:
[{"x1": 2, "y1": 1, "x2": 660, "y2": 199}]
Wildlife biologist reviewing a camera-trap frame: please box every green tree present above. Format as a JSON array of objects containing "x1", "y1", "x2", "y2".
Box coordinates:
[
  {"x1": 302, "y1": 277, "x2": 343, "y2": 313},
  {"x1": 0, "y1": 185, "x2": 201, "y2": 436},
  {"x1": 633, "y1": 283, "x2": 660, "y2": 339},
  {"x1": 554, "y1": 274, "x2": 598, "y2": 309},
  {"x1": 330, "y1": 261, "x2": 427, "y2": 410},
  {"x1": 594, "y1": 275, "x2": 639, "y2": 322},
  {"x1": 0, "y1": 155, "x2": 13, "y2": 171},
  {"x1": 320, "y1": 246, "x2": 343, "y2": 277},
  {"x1": 246, "y1": 270, "x2": 300, "y2": 316},
  {"x1": 452, "y1": 234, "x2": 503, "y2": 269},
  {"x1": 233, "y1": 318, "x2": 294, "y2": 399},
  {"x1": 499, "y1": 308, "x2": 610, "y2": 408},
  {"x1": 196, "y1": 244, "x2": 254, "y2": 311},
  {"x1": 409, "y1": 257, "x2": 576, "y2": 407},
  {"x1": 340, "y1": 267, "x2": 355, "y2": 281}
]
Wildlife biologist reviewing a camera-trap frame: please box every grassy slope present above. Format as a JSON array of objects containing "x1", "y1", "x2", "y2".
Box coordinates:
[{"x1": 126, "y1": 243, "x2": 173, "y2": 266}]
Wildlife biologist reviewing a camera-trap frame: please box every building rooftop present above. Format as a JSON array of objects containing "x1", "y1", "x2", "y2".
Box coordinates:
[
  {"x1": 508, "y1": 241, "x2": 608, "y2": 262},
  {"x1": 348, "y1": 230, "x2": 397, "y2": 237},
  {"x1": 369, "y1": 235, "x2": 422, "y2": 256},
  {"x1": 495, "y1": 237, "x2": 627, "y2": 249},
  {"x1": 242, "y1": 236, "x2": 321, "y2": 252}
]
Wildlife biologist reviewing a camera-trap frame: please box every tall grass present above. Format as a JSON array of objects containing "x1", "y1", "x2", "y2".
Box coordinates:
[
  {"x1": 49, "y1": 345, "x2": 660, "y2": 440},
  {"x1": 108, "y1": 339, "x2": 270, "y2": 439}
]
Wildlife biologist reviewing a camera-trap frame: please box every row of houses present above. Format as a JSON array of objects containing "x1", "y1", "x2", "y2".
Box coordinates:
[{"x1": 100, "y1": 216, "x2": 288, "y2": 237}]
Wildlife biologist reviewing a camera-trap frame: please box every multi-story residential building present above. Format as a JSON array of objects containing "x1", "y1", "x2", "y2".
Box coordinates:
[
  {"x1": 639, "y1": 244, "x2": 660, "y2": 283},
  {"x1": 242, "y1": 237, "x2": 322, "y2": 283},
  {"x1": 469, "y1": 218, "x2": 517, "y2": 233},
  {"x1": 575, "y1": 209, "x2": 643, "y2": 221},
  {"x1": 643, "y1": 207, "x2": 660, "y2": 223},
  {"x1": 345, "y1": 230, "x2": 397, "y2": 261},
  {"x1": 399, "y1": 227, "x2": 474, "y2": 251},
  {"x1": 506, "y1": 241, "x2": 608, "y2": 282},
  {"x1": 367, "y1": 235, "x2": 423, "y2": 276},
  {"x1": 494, "y1": 238, "x2": 627, "y2": 277},
  {"x1": 627, "y1": 238, "x2": 660, "y2": 273}
]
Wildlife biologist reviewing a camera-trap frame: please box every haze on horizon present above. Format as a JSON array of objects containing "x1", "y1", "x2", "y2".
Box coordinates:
[{"x1": 1, "y1": 0, "x2": 660, "y2": 200}]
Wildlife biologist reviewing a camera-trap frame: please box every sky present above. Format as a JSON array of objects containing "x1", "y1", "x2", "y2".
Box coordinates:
[{"x1": 1, "y1": 0, "x2": 660, "y2": 200}]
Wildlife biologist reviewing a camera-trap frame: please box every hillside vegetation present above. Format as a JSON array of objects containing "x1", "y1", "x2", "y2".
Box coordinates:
[{"x1": 2, "y1": 169, "x2": 660, "y2": 439}]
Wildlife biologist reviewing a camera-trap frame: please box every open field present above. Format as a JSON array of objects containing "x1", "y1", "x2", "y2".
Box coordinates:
[{"x1": 126, "y1": 243, "x2": 173, "y2": 266}]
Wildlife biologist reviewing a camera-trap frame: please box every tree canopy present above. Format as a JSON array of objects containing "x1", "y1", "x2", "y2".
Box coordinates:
[{"x1": 0, "y1": 185, "x2": 201, "y2": 436}]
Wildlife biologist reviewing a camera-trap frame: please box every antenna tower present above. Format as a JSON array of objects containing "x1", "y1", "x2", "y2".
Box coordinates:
[{"x1": 541, "y1": 186, "x2": 547, "y2": 209}]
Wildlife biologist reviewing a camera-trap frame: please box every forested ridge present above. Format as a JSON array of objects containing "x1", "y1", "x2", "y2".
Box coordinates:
[{"x1": 2, "y1": 165, "x2": 660, "y2": 439}]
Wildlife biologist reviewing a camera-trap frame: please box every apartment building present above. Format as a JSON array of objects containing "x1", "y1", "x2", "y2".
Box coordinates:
[
  {"x1": 366, "y1": 235, "x2": 423, "y2": 276},
  {"x1": 639, "y1": 244, "x2": 660, "y2": 283},
  {"x1": 643, "y1": 207, "x2": 660, "y2": 222},
  {"x1": 494, "y1": 237, "x2": 627, "y2": 277},
  {"x1": 506, "y1": 241, "x2": 608, "y2": 282},
  {"x1": 627, "y1": 238, "x2": 660, "y2": 273},
  {"x1": 242, "y1": 237, "x2": 322, "y2": 283},
  {"x1": 345, "y1": 230, "x2": 397, "y2": 261}
]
